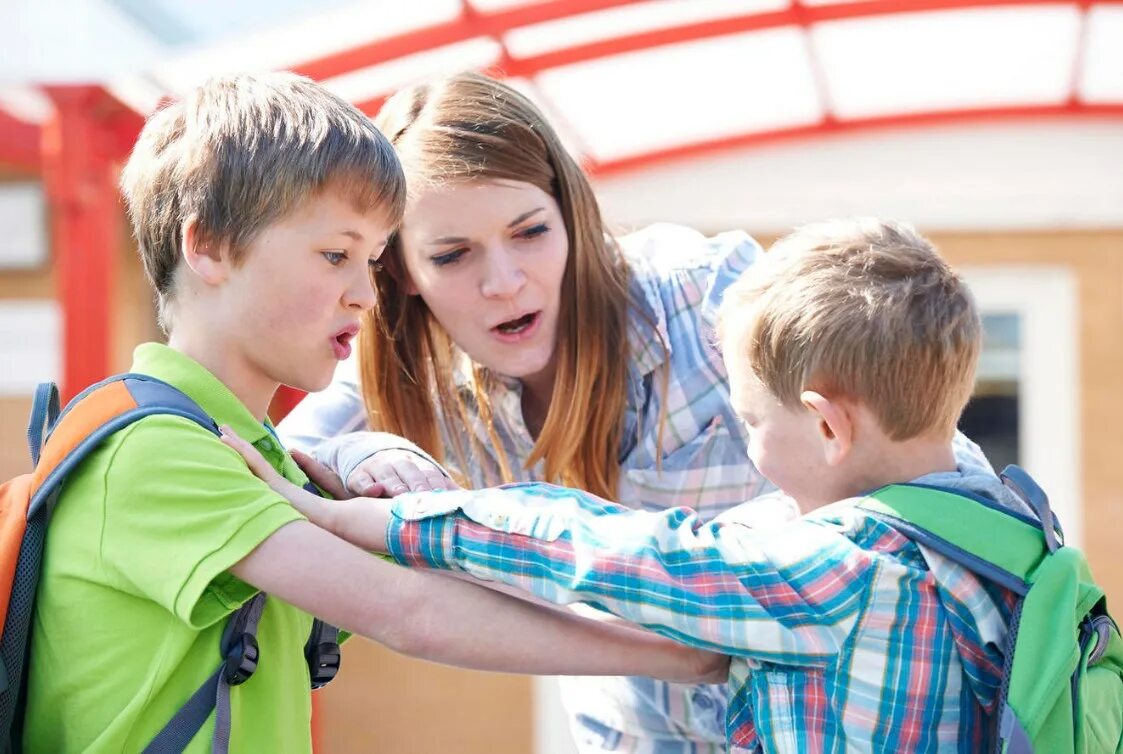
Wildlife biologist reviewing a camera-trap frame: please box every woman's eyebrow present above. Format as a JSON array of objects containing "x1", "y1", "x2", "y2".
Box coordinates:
[
  {"x1": 508, "y1": 207, "x2": 545, "y2": 228},
  {"x1": 428, "y1": 208, "x2": 547, "y2": 245}
]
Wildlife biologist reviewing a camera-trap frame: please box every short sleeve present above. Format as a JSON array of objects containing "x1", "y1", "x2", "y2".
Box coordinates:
[{"x1": 99, "y1": 416, "x2": 306, "y2": 629}]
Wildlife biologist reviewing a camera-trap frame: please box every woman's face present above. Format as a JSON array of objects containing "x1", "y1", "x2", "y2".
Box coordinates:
[{"x1": 397, "y1": 179, "x2": 570, "y2": 395}]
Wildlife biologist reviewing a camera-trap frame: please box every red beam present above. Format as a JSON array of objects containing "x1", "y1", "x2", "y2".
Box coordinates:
[
  {"x1": 42, "y1": 85, "x2": 134, "y2": 401},
  {"x1": 298, "y1": 0, "x2": 1120, "y2": 87},
  {"x1": 292, "y1": 0, "x2": 649, "y2": 82},
  {"x1": 504, "y1": 0, "x2": 1100, "y2": 77},
  {"x1": 0, "y1": 109, "x2": 41, "y2": 173},
  {"x1": 588, "y1": 102, "x2": 1123, "y2": 177}
]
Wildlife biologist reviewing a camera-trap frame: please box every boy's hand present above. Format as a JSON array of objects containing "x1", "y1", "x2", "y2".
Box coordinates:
[
  {"x1": 686, "y1": 648, "x2": 731, "y2": 685},
  {"x1": 220, "y1": 426, "x2": 335, "y2": 523},
  {"x1": 347, "y1": 449, "x2": 457, "y2": 497}
]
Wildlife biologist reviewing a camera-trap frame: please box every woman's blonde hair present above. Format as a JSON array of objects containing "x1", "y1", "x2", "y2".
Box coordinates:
[{"x1": 361, "y1": 72, "x2": 645, "y2": 498}]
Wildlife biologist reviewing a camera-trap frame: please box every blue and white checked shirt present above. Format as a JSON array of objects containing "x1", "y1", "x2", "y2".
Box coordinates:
[{"x1": 281, "y1": 224, "x2": 770, "y2": 751}]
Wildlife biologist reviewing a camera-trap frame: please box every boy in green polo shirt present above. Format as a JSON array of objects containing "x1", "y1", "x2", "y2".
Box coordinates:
[{"x1": 21, "y1": 73, "x2": 725, "y2": 753}]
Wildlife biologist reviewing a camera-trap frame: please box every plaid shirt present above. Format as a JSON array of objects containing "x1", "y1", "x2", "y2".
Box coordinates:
[
  {"x1": 282, "y1": 224, "x2": 770, "y2": 750},
  {"x1": 384, "y1": 482, "x2": 1015, "y2": 753}
]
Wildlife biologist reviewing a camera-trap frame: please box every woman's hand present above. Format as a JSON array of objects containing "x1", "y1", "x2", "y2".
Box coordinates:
[{"x1": 346, "y1": 449, "x2": 457, "y2": 497}]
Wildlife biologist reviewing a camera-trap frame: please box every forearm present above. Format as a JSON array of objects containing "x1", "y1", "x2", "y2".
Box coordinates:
[
  {"x1": 232, "y1": 521, "x2": 714, "y2": 680},
  {"x1": 402, "y1": 576, "x2": 716, "y2": 679}
]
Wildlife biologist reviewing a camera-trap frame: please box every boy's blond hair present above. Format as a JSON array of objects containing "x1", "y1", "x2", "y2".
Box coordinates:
[
  {"x1": 719, "y1": 218, "x2": 981, "y2": 441},
  {"x1": 120, "y1": 72, "x2": 406, "y2": 330}
]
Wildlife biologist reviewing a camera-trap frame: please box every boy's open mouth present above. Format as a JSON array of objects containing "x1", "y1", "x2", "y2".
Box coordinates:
[
  {"x1": 331, "y1": 324, "x2": 360, "y2": 359},
  {"x1": 493, "y1": 312, "x2": 539, "y2": 335}
]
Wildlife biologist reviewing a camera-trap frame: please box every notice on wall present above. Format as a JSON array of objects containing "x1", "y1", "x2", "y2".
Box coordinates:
[
  {"x1": 0, "y1": 183, "x2": 47, "y2": 269},
  {"x1": 0, "y1": 300, "x2": 59, "y2": 395}
]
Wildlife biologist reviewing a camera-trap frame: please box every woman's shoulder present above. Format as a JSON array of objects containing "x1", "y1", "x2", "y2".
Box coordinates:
[
  {"x1": 618, "y1": 222, "x2": 762, "y2": 279},
  {"x1": 621, "y1": 223, "x2": 763, "y2": 332}
]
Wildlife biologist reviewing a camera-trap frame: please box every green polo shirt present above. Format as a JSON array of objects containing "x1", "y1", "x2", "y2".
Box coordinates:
[{"x1": 23, "y1": 343, "x2": 314, "y2": 753}]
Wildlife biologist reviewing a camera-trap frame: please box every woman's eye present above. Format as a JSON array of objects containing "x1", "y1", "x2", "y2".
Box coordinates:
[
  {"x1": 517, "y1": 223, "x2": 549, "y2": 240},
  {"x1": 368, "y1": 258, "x2": 384, "y2": 273},
  {"x1": 431, "y1": 248, "x2": 467, "y2": 267},
  {"x1": 322, "y1": 250, "x2": 347, "y2": 266}
]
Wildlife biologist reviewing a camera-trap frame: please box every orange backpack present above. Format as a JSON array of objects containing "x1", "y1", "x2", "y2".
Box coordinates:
[{"x1": 0, "y1": 374, "x2": 340, "y2": 753}]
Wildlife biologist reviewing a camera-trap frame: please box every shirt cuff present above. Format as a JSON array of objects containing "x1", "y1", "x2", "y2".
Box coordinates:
[{"x1": 385, "y1": 494, "x2": 460, "y2": 570}]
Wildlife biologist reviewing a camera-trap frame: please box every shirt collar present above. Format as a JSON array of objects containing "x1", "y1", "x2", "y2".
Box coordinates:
[{"x1": 130, "y1": 342, "x2": 277, "y2": 450}]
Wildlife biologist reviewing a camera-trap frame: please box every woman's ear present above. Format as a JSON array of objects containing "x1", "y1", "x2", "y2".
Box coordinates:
[
  {"x1": 181, "y1": 218, "x2": 228, "y2": 286},
  {"x1": 800, "y1": 390, "x2": 854, "y2": 467}
]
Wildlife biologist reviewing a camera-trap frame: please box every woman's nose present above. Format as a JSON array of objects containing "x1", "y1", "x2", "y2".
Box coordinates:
[{"x1": 480, "y1": 249, "x2": 526, "y2": 299}]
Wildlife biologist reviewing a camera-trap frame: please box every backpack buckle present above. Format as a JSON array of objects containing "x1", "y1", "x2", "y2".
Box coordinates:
[
  {"x1": 306, "y1": 641, "x2": 341, "y2": 689},
  {"x1": 223, "y1": 632, "x2": 260, "y2": 686}
]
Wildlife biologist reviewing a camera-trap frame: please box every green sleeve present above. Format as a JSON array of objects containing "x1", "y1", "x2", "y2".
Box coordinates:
[{"x1": 98, "y1": 416, "x2": 306, "y2": 629}]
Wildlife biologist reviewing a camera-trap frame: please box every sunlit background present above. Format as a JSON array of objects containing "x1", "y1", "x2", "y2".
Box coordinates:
[{"x1": 2, "y1": 1, "x2": 1121, "y2": 751}]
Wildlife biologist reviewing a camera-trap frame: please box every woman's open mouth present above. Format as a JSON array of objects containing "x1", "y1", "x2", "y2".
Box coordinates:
[{"x1": 492, "y1": 312, "x2": 541, "y2": 342}]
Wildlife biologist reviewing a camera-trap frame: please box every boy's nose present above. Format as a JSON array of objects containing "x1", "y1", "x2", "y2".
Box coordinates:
[{"x1": 346, "y1": 268, "x2": 378, "y2": 310}]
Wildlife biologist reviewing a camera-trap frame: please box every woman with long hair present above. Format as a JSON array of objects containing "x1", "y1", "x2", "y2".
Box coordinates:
[{"x1": 281, "y1": 71, "x2": 771, "y2": 752}]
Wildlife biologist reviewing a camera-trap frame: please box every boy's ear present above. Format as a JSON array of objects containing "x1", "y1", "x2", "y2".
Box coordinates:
[
  {"x1": 800, "y1": 390, "x2": 853, "y2": 467},
  {"x1": 181, "y1": 218, "x2": 229, "y2": 285}
]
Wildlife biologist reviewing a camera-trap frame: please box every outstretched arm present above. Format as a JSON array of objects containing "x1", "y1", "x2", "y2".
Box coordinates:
[
  {"x1": 229, "y1": 520, "x2": 727, "y2": 682},
  {"x1": 223, "y1": 429, "x2": 869, "y2": 663}
]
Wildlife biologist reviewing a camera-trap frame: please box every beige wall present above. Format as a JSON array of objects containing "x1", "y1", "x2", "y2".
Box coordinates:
[{"x1": 933, "y1": 230, "x2": 1123, "y2": 606}]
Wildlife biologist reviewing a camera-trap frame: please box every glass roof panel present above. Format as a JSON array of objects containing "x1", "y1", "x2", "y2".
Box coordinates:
[
  {"x1": 151, "y1": 0, "x2": 463, "y2": 93},
  {"x1": 537, "y1": 27, "x2": 822, "y2": 161},
  {"x1": 504, "y1": 0, "x2": 789, "y2": 57},
  {"x1": 814, "y1": 6, "x2": 1082, "y2": 118},
  {"x1": 321, "y1": 38, "x2": 503, "y2": 103},
  {"x1": 1081, "y1": 4, "x2": 1123, "y2": 102}
]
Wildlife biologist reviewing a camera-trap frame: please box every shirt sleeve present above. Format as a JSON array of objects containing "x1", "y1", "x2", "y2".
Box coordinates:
[
  {"x1": 384, "y1": 483, "x2": 873, "y2": 664},
  {"x1": 98, "y1": 416, "x2": 306, "y2": 629}
]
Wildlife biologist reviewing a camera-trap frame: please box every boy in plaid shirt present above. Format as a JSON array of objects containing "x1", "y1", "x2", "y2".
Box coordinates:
[{"x1": 227, "y1": 218, "x2": 1023, "y2": 752}]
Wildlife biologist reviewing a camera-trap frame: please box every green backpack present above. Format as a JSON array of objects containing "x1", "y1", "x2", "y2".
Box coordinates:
[{"x1": 859, "y1": 465, "x2": 1123, "y2": 753}]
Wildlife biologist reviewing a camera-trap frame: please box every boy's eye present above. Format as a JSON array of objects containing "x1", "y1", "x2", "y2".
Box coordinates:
[
  {"x1": 517, "y1": 223, "x2": 549, "y2": 240},
  {"x1": 431, "y1": 248, "x2": 467, "y2": 267},
  {"x1": 322, "y1": 250, "x2": 347, "y2": 266}
]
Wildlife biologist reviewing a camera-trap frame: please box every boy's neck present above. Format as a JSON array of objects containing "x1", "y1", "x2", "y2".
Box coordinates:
[
  {"x1": 166, "y1": 328, "x2": 277, "y2": 423},
  {"x1": 806, "y1": 435, "x2": 958, "y2": 512}
]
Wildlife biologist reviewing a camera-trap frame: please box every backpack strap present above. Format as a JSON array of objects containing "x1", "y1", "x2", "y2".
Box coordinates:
[
  {"x1": 142, "y1": 593, "x2": 266, "y2": 754},
  {"x1": 857, "y1": 466, "x2": 1055, "y2": 596},
  {"x1": 300, "y1": 481, "x2": 342, "y2": 689},
  {"x1": 28, "y1": 374, "x2": 218, "y2": 519},
  {"x1": 26, "y1": 383, "x2": 60, "y2": 467}
]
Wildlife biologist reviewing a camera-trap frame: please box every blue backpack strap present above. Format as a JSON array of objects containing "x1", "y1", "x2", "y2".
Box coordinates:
[
  {"x1": 299, "y1": 480, "x2": 342, "y2": 689},
  {"x1": 27, "y1": 383, "x2": 60, "y2": 467},
  {"x1": 142, "y1": 593, "x2": 266, "y2": 754},
  {"x1": 858, "y1": 473, "x2": 1054, "y2": 597},
  {"x1": 28, "y1": 375, "x2": 220, "y2": 520},
  {"x1": 998, "y1": 465, "x2": 1062, "y2": 553}
]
